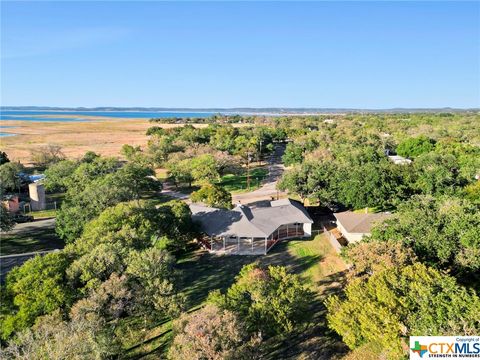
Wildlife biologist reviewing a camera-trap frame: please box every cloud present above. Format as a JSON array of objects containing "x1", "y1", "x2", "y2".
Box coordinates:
[{"x1": 1, "y1": 26, "x2": 131, "y2": 59}]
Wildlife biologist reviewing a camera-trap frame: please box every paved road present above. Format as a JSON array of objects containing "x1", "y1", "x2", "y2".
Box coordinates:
[
  {"x1": 3, "y1": 218, "x2": 56, "y2": 235},
  {"x1": 1, "y1": 218, "x2": 59, "y2": 282}
]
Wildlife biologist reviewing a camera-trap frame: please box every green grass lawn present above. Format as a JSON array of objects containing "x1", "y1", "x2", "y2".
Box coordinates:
[
  {"x1": 218, "y1": 167, "x2": 268, "y2": 193},
  {"x1": 126, "y1": 234, "x2": 349, "y2": 359},
  {"x1": 29, "y1": 209, "x2": 57, "y2": 219},
  {"x1": 0, "y1": 221, "x2": 64, "y2": 255}
]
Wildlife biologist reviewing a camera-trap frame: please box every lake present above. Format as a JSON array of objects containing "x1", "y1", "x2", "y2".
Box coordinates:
[{"x1": 0, "y1": 110, "x2": 216, "y2": 122}]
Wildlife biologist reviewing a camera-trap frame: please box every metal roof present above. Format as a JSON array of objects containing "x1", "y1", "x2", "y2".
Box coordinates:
[{"x1": 190, "y1": 199, "x2": 313, "y2": 238}]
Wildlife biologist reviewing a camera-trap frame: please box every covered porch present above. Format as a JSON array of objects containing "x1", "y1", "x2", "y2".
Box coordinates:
[{"x1": 199, "y1": 222, "x2": 306, "y2": 255}]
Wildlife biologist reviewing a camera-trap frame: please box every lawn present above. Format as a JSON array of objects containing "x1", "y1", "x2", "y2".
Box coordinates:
[
  {"x1": 29, "y1": 209, "x2": 57, "y2": 219},
  {"x1": 218, "y1": 166, "x2": 268, "y2": 193},
  {"x1": 125, "y1": 234, "x2": 349, "y2": 359}
]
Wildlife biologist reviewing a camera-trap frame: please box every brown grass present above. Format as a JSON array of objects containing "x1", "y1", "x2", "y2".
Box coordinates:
[{"x1": 0, "y1": 118, "x2": 211, "y2": 165}]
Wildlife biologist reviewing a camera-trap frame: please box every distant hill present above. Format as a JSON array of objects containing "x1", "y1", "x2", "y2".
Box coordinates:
[{"x1": 1, "y1": 106, "x2": 478, "y2": 114}]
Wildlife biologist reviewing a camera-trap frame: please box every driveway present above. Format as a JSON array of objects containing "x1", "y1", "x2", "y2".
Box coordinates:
[{"x1": 233, "y1": 144, "x2": 287, "y2": 204}]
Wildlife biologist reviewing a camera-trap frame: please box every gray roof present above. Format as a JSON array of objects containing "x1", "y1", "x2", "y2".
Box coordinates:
[
  {"x1": 333, "y1": 211, "x2": 392, "y2": 234},
  {"x1": 190, "y1": 199, "x2": 313, "y2": 238}
]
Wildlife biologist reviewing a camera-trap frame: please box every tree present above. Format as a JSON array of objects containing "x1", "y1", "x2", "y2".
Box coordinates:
[
  {"x1": 30, "y1": 144, "x2": 65, "y2": 168},
  {"x1": 208, "y1": 264, "x2": 313, "y2": 337},
  {"x1": 396, "y1": 136, "x2": 435, "y2": 158},
  {"x1": 167, "y1": 159, "x2": 194, "y2": 188},
  {"x1": 67, "y1": 201, "x2": 193, "y2": 291},
  {"x1": 169, "y1": 305, "x2": 260, "y2": 360},
  {"x1": 67, "y1": 242, "x2": 126, "y2": 291},
  {"x1": 71, "y1": 200, "x2": 191, "y2": 255},
  {"x1": 1, "y1": 310, "x2": 118, "y2": 359},
  {"x1": 342, "y1": 240, "x2": 417, "y2": 280},
  {"x1": 56, "y1": 162, "x2": 160, "y2": 243},
  {"x1": 81, "y1": 151, "x2": 99, "y2": 163},
  {"x1": 190, "y1": 154, "x2": 220, "y2": 184},
  {"x1": 121, "y1": 144, "x2": 142, "y2": 160},
  {"x1": 191, "y1": 184, "x2": 232, "y2": 209},
  {"x1": 44, "y1": 160, "x2": 79, "y2": 192},
  {"x1": 464, "y1": 181, "x2": 480, "y2": 204},
  {"x1": 70, "y1": 273, "x2": 133, "y2": 324},
  {"x1": 282, "y1": 143, "x2": 304, "y2": 166},
  {"x1": 368, "y1": 195, "x2": 480, "y2": 278},
  {"x1": 326, "y1": 263, "x2": 480, "y2": 358},
  {"x1": 0, "y1": 151, "x2": 10, "y2": 165},
  {"x1": 413, "y1": 152, "x2": 466, "y2": 196},
  {"x1": 0, "y1": 162, "x2": 25, "y2": 193},
  {"x1": 148, "y1": 135, "x2": 180, "y2": 166},
  {"x1": 0, "y1": 202, "x2": 15, "y2": 232},
  {"x1": 126, "y1": 248, "x2": 184, "y2": 322},
  {"x1": 1, "y1": 252, "x2": 73, "y2": 340}
]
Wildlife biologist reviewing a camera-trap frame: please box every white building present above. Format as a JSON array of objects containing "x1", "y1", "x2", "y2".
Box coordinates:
[
  {"x1": 333, "y1": 211, "x2": 391, "y2": 243},
  {"x1": 387, "y1": 155, "x2": 412, "y2": 165}
]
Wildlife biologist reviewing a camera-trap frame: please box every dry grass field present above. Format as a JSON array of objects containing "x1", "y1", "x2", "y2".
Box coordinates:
[{"x1": 0, "y1": 117, "x2": 211, "y2": 164}]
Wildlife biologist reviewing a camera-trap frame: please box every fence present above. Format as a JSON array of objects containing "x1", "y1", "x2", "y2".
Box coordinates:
[
  {"x1": 23, "y1": 201, "x2": 58, "y2": 213},
  {"x1": 323, "y1": 225, "x2": 343, "y2": 253}
]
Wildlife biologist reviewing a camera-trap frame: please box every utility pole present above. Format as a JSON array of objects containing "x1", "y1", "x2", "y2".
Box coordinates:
[{"x1": 246, "y1": 151, "x2": 251, "y2": 190}]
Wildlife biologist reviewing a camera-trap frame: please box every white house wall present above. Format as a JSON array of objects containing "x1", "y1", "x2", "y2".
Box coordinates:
[{"x1": 303, "y1": 223, "x2": 312, "y2": 236}]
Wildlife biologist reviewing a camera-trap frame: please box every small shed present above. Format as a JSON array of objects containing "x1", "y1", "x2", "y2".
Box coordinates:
[
  {"x1": 333, "y1": 211, "x2": 392, "y2": 243},
  {"x1": 29, "y1": 183, "x2": 46, "y2": 211}
]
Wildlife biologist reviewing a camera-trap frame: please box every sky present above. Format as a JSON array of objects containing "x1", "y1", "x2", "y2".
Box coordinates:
[{"x1": 1, "y1": 1, "x2": 479, "y2": 108}]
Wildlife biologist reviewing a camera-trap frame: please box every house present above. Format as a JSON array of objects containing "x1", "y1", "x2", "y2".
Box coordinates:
[
  {"x1": 190, "y1": 198, "x2": 313, "y2": 255},
  {"x1": 333, "y1": 211, "x2": 391, "y2": 243},
  {"x1": 387, "y1": 155, "x2": 412, "y2": 165},
  {"x1": 2, "y1": 195, "x2": 20, "y2": 213}
]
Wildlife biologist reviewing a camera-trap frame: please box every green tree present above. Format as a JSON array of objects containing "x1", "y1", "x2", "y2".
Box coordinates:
[
  {"x1": 1, "y1": 252, "x2": 73, "y2": 340},
  {"x1": 208, "y1": 264, "x2": 313, "y2": 337},
  {"x1": 0, "y1": 162, "x2": 25, "y2": 193},
  {"x1": 191, "y1": 184, "x2": 232, "y2": 209},
  {"x1": 44, "y1": 160, "x2": 79, "y2": 192},
  {"x1": 56, "y1": 162, "x2": 159, "y2": 243},
  {"x1": 282, "y1": 143, "x2": 304, "y2": 166},
  {"x1": 0, "y1": 151, "x2": 10, "y2": 165},
  {"x1": 167, "y1": 158, "x2": 193, "y2": 187},
  {"x1": 190, "y1": 154, "x2": 220, "y2": 184},
  {"x1": 126, "y1": 247, "x2": 184, "y2": 321},
  {"x1": 0, "y1": 202, "x2": 15, "y2": 232},
  {"x1": 326, "y1": 263, "x2": 480, "y2": 358},
  {"x1": 396, "y1": 136, "x2": 435, "y2": 158},
  {"x1": 413, "y1": 152, "x2": 466, "y2": 196},
  {"x1": 369, "y1": 195, "x2": 480, "y2": 278}
]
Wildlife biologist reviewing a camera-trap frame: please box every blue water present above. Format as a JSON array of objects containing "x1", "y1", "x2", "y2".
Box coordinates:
[
  {"x1": 0, "y1": 125, "x2": 17, "y2": 137},
  {"x1": 0, "y1": 110, "x2": 215, "y2": 122}
]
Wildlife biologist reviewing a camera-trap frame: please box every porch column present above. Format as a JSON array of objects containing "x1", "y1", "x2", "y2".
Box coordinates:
[
  {"x1": 264, "y1": 237, "x2": 267, "y2": 254},
  {"x1": 223, "y1": 236, "x2": 226, "y2": 251},
  {"x1": 210, "y1": 236, "x2": 213, "y2": 251},
  {"x1": 251, "y1": 237, "x2": 254, "y2": 253}
]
